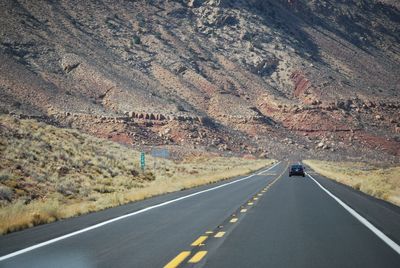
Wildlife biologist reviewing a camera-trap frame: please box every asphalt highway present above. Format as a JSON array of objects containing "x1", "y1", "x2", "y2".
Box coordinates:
[{"x1": 0, "y1": 161, "x2": 399, "y2": 268}]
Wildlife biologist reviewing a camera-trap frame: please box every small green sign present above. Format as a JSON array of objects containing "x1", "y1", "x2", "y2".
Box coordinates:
[{"x1": 140, "y1": 152, "x2": 145, "y2": 170}]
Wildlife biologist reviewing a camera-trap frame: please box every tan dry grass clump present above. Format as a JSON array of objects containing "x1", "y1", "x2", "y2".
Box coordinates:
[
  {"x1": 303, "y1": 160, "x2": 400, "y2": 206},
  {"x1": 0, "y1": 115, "x2": 275, "y2": 234}
]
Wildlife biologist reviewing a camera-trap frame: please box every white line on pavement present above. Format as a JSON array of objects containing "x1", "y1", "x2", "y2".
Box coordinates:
[
  {"x1": 0, "y1": 162, "x2": 281, "y2": 261},
  {"x1": 256, "y1": 162, "x2": 279, "y2": 175},
  {"x1": 306, "y1": 172, "x2": 400, "y2": 255}
]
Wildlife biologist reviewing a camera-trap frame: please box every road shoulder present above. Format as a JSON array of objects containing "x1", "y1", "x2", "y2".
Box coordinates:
[{"x1": 304, "y1": 166, "x2": 400, "y2": 245}]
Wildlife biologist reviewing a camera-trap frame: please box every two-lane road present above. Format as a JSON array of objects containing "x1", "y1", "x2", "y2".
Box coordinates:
[{"x1": 0, "y1": 161, "x2": 399, "y2": 267}]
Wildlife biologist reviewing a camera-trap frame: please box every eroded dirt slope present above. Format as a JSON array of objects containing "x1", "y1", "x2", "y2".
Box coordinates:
[{"x1": 0, "y1": 0, "x2": 399, "y2": 162}]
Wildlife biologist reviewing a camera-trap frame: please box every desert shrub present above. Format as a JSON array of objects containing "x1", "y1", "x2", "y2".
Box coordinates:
[
  {"x1": 0, "y1": 186, "x2": 13, "y2": 201},
  {"x1": 111, "y1": 193, "x2": 124, "y2": 206},
  {"x1": 98, "y1": 178, "x2": 113, "y2": 186},
  {"x1": 141, "y1": 172, "x2": 155, "y2": 181},
  {"x1": 129, "y1": 169, "x2": 139, "y2": 177},
  {"x1": 132, "y1": 35, "x2": 141, "y2": 45},
  {"x1": 176, "y1": 104, "x2": 186, "y2": 112},
  {"x1": 56, "y1": 181, "x2": 79, "y2": 196},
  {"x1": 153, "y1": 32, "x2": 162, "y2": 39},
  {"x1": 107, "y1": 168, "x2": 119, "y2": 178},
  {"x1": 0, "y1": 172, "x2": 10, "y2": 181},
  {"x1": 93, "y1": 185, "x2": 115, "y2": 193},
  {"x1": 353, "y1": 182, "x2": 361, "y2": 190},
  {"x1": 199, "y1": 116, "x2": 216, "y2": 128},
  {"x1": 0, "y1": 174, "x2": 10, "y2": 181},
  {"x1": 57, "y1": 166, "x2": 70, "y2": 177},
  {"x1": 32, "y1": 172, "x2": 47, "y2": 182},
  {"x1": 79, "y1": 187, "x2": 91, "y2": 197},
  {"x1": 105, "y1": 19, "x2": 118, "y2": 29},
  {"x1": 31, "y1": 200, "x2": 60, "y2": 225}
]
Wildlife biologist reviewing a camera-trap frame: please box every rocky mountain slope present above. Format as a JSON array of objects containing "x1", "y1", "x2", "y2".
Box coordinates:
[{"x1": 0, "y1": 0, "x2": 399, "y2": 162}]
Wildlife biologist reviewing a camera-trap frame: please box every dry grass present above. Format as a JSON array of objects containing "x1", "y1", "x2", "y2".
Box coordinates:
[
  {"x1": 303, "y1": 160, "x2": 400, "y2": 206},
  {"x1": 0, "y1": 115, "x2": 275, "y2": 234},
  {"x1": 122, "y1": 156, "x2": 274, "y2": 203}
]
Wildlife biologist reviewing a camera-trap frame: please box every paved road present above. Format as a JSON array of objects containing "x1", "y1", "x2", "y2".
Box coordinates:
[
  {"x1": 204, "y1": 167, "x2": 400, "y2": 268},
  {"x1": 0, "y1": 161, "x2": 399, "y2": 268}
]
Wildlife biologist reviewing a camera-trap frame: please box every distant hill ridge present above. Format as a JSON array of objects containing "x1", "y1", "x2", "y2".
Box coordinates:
[{"x1": 0, "y1": 0, "x2": 399, "y2": 162}]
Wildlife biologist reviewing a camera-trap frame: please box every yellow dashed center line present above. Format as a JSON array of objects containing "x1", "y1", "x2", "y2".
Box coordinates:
[
  {"x1": 188, "y1": 251, "x2": 207, "y2": 263},
  {"x1": 214, "y1": 231, "x2": 226, "y2": 238},
  {"x1": 191, "y1": 236, "x2": 208, "y2": 246},
  {"x1": 166, "y1": 163, "x2": 290, "y2": 268},
  {"x1": 164, "y1": 251, "x2": 191, "y2": 268}
]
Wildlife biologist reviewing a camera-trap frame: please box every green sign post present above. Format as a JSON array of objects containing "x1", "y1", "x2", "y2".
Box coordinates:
[{"x1": 140, "y1": 152, "x2": 145, "y2": 171}]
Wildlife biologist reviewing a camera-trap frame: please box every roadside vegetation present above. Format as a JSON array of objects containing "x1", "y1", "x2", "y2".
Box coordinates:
[
  {"x1": 0, "y1": 115, "x2": 274, "y2": 235},
  {"x1": 303, "y1": 160, "x2": 400, "y2": 207}
]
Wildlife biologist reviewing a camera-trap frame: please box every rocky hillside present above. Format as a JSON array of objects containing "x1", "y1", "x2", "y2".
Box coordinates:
[{"x1": 0, "y1": 0, "x2": 399, "y2": 162}]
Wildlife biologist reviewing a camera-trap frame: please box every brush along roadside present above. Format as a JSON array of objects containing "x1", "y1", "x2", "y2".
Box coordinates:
[
  {"x1": 303, "y1": 160, "x2": 400, "y2": 207},
  {"x1": 0, "y1": 115, "x2": 275, "y2": 234}
]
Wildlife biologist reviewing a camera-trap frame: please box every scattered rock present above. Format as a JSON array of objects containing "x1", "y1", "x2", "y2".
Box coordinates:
[
  {"x1": 60, "y1": 53, "x2": 81, "y2": 73},
  {"x1": 163, "y1": 128, "x2": 171, "y2": 135},
  {"x1": 187, "y1": 0, "x2": 202, "y2": 8},
  {"x1": 336, "y1": 100, "x2": 352, "y2": 111},
  {"x1": 57, "y1": 166, "x2": 69, "y2": 177},
  {"x1": 317, "y1": 142, "x2": 324, "y2": 148}
]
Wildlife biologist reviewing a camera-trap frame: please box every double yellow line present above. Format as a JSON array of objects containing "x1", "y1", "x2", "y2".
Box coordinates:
[
  {"x1": 164, "y1": 236, "x2": 209, "y2": 268},
  {"x1": 164, "y1": 162, "x2": 288, "y2": 268}
]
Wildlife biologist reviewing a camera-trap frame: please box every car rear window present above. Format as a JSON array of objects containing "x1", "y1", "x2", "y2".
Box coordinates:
[{"x1": 291, "y1": 165, "x2": 303, "y2": 169}]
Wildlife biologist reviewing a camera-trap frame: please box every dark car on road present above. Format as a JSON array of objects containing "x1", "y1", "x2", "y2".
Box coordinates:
[{"x1": 289, "y1": 164, "x2": 305, "y2": 177}]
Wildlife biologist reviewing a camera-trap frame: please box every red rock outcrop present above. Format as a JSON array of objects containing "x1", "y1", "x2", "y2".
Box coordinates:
[{"x1": 290, "y1": 71, "x2": 311, "y2": 97}]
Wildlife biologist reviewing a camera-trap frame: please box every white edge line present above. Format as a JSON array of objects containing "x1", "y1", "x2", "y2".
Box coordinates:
[
  {"x1": 256, "y1": 162, "x2": 279, "y2": 175},
  {"x1": 0, "y1": 161, "x2": 281, "y2": 261},
  {"x1": 306, "y1": 172, "x2": 400, "y2": 255}
]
